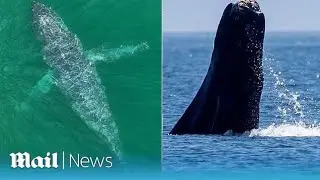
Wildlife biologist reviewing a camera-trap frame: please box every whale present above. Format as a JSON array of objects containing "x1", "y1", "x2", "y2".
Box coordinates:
[
  {"x1": 170, "y1": 0, "x2": 265, "y2": 135},
  {"x1": 31, "y1": 1, "x2": 149, "y2": 158},
  {"x1": 31, "y1": 1, "x2": 122, "y2": 158}
]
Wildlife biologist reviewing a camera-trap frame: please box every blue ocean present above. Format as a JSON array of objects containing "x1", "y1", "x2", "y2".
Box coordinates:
[{"x1": 163, "y1": 32, "x2": 320, "y2": 176}]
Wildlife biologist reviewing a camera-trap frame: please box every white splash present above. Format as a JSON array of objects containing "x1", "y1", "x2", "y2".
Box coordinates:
[
  {"x1": 264, "y1": 57, "x2": 305, "y2": 119},
  {"x1": 250, "y1": 121, "x2": 320, "y2": 137},
  {"x1": 248, "y1": 56, "x2": 320, "y2": 137}
]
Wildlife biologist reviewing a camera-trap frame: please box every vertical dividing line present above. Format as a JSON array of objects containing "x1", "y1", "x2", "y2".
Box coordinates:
[{"x1": 62, "y1": 151, "x2": 65, "y2": 170}]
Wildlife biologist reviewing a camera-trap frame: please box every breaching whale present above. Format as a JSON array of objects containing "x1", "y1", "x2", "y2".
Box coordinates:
[
  {"x1": 170, "y1": 0, "x2": 265, "y2": 135},
  {"x1": 31, "y1": 1, "x2": 149, "y2": 158}
]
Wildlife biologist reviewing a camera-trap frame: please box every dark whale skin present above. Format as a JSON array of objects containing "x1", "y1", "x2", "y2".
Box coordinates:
[{"x1": 170, "y1": 1, "x2": 265, "y2": 135}]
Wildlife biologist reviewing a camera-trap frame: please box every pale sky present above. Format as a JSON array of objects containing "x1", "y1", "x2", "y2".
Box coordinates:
[{"x1": 163, "y1": 0, "x2": 320, "y2": 32}]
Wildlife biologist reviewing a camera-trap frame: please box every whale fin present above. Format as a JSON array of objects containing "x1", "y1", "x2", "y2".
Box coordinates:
[
  {"x1": 15, "y1": 70, "x2": 55, "y2": 112},
  {"x1": 26, "y1": 43, "x2": 149, "y2": 96},
  {"x1": 30, "y1": 70, "x2": 55, "y2": 95},
  {"x1": 85, "y1": 42, "x2": 149, "y2": 63}
]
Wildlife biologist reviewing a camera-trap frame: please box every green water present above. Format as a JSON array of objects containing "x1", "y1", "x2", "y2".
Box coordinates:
[{"x1": 0, "y1": 0, "x2": 161, "y2": 169}]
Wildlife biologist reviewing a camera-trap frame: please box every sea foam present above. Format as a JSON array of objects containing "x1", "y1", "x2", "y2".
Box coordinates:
[{"x1": 249, "y1": 121, "x2": 320, "y2": 137}]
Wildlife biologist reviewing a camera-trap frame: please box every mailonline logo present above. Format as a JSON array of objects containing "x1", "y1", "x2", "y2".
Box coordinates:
[
  {"x1": 10, "y1": 152, "x2": 112, "y2": 169},
  {"x1": 10, "y1": 152, "x2": 58, "y2": 168}
]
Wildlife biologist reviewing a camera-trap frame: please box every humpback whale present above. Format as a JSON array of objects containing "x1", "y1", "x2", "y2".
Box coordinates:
[
  {"x1": 31, "y1": 1, "x2": 149, "y2": 158},
  {"x1": 31, "y1": 1, "x2": 122, "y2": 158},
  {"x1": 170, "y1": 0, "x2": 265, "y2": 135}
]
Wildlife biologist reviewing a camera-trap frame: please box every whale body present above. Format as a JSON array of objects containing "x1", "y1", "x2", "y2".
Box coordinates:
[
  {"x1": 32, "y1": 1, "x2": 122, "y2": 157},
  {"x1": 170, "y1": 0, "x2": 265, "y2": 135}
]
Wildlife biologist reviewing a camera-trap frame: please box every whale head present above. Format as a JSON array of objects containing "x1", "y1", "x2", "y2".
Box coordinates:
[
  {"x1": 213, "y1": 0, "x2": 265, "y2": 132},
  {"x1": 32, "y1": 1, "x2": 71, "y2": 47},
  {"x1": 32, "y1": 1, "x2": 52, "y2": 21},
  {"x1": 228, "y1": 0, "x2": 264, "y2": 38},
  {"x1": 238, "y1": 0, "x2": 261, "y2": 13},
  {"x1": 215, "y1": 0, "x2": 265, "y2": 72}
]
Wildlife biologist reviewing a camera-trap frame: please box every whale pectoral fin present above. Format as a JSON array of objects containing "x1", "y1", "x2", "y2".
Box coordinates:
[
  {"x1": 30, "y1": 70, "x2": 55, "y2": 96},
  {"x1": 16, "y1": 70, "x2": 55, "y2": 112},
  {"x1": 85, "y1": 42, "x2": 150, "y2": 63}
]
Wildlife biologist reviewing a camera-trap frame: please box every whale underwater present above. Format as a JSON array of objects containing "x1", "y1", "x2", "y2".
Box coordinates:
[
  {"x1": 170, "y1": 0, "x2": 265, "y2": 135},
  {"x1": 30, "y1": 1, "x2": 149, "y2": 158}
]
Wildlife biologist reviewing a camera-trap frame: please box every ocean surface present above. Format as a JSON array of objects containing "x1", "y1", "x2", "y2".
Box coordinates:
[
  {"x1": 0, "y1": 0, "x2": 161, "y2": 169},
  {"x1": 163, "y1": 32, "x2": 320, "y2": 173}
]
